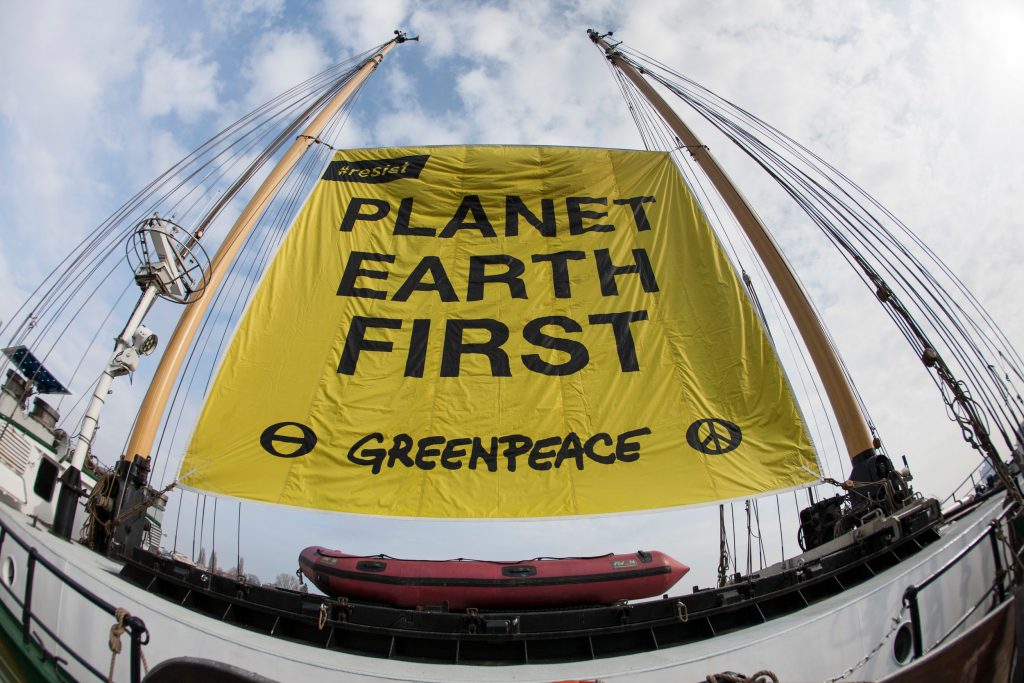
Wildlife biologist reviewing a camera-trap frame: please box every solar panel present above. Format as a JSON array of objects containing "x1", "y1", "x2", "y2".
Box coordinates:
[{"x1": 3, "y1": 346, "x2": 71, "y2": 395}]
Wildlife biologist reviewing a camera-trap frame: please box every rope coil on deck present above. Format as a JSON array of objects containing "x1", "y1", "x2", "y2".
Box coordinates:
[{"x1": 705, "y1": 671, "x2": 778, "y2": 683}]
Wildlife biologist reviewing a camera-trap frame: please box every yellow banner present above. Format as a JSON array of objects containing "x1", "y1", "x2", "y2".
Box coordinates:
[{"x1": 181, "y1": 146, "x2": 818, "y2": 517}]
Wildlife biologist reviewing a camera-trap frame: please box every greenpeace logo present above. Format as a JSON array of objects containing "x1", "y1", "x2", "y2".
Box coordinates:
[{"x1": 322, "y1": 155, "x2": 430, "y2": 184}]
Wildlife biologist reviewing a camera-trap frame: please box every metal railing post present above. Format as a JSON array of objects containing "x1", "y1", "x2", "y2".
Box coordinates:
[
  {"x1": 126, "y1": 615, "x2": 148, "y2": 683},
  {"x1": 0, "y1": 518, "x2": 153, "y2": 680},
  {"x1": 22, "y1": 549, "x2": 36, "y2": 644},
  {"x1": 902, "y1": 585, "x2": 923, "y2": 660},
  {"x1": 989, "y1": 524, "x2": 1007, "y2": 604},
  {"x1": 130, "y1": 630, "x2": 141, "y2": 683}
]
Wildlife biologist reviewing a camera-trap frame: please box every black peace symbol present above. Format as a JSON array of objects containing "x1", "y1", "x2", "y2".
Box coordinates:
[
  {"x1": 260, "y1": 422, "x2": 318, "y2": 458},
  {"x1": 686, "y1": 418, "x2": 742, "y2": 455}
]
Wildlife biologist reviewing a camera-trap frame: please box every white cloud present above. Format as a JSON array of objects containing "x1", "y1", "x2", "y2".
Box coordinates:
[
  {"x1": 139, "y1": 49, "x2": 220, "y2": 122},
  {"x1": 201, "y1": 0, "x2": 286, "y2": 33},
  {"x1": 368, "y1": 108, "x2": 465, "y2": 147},
  {"x1": 0, "y1": 247, "x2": 30, "y2": 326},
  {"x1": 0, "y1": 2, "x2": 148, "y2": 120},
  {"x1": 369, "y1": 3, "x2": 638, "y2": 148},
  {"x1": 242, "y1": 30, "x2": 331, "y2": 107},
  {"x1": 144, "y1": 130, "x2": 192, "y2": 181},
  {"x1": 0, "y1": 2, "x2": 150, "y2": 253},
  {"x1": 320, "y1": 0, "x2": 412, "y2": 54}
]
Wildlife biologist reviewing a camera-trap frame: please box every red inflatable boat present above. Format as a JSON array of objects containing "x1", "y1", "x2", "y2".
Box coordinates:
[{"x1": 298, "y1": 546, "x2": 688, "y2": 609}]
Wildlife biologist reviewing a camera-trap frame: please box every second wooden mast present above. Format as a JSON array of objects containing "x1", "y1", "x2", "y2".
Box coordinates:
[{"x1": 590, "y1": 30, "x2": 875, "y2": 463}]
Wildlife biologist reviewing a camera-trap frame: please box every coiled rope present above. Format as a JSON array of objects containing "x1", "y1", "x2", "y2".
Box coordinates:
[{"x1": 706, "y1": 671, "x2": 778, "y2": 683}]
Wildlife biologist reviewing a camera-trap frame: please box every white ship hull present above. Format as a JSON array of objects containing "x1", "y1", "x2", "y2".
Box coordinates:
[{"x1": 0, "y1": 493, "x2": 1011, "y2": 682}]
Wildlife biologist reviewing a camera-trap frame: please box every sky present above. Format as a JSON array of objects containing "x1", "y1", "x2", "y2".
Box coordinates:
[{"x1": 1, "y1": 0, "x2": 1023, "y2": 589}]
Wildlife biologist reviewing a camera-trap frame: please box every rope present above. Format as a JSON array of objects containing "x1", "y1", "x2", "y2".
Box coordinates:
[
  {"x1": 84, "y1": 478, "x2": 178, "y2": 550},
  {"x1": 706, "y1": 671, "x2": 778, "y2": 683},
  {"x1": 107, "y1": 608, "x2": 148, "y2": 682},
  {"x1": 297, "y1": 133, "x2": 337, "y2": 150},
  {"x1": 80, "y1": 470, "x2": 117, "y2": 547},
  {"x1": 117, "y1": 480, "x2": 177, "y2": 526},
  {"x1": 318, "y1": 602, "x2": 328, "y2": 630}
]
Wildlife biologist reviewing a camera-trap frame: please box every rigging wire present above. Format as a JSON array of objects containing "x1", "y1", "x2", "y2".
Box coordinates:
[
  {"x1": 744, "y1": 501, "x2": 753, "y2": 576},
  {"x1": 196, "y1": 493, "x2": 207, "y2": 564},
  {"x1": 0, "y1": 48, "x2": 380, "y2": 408},
  {"x1": 717, "y1": 505, "x2": 730, "y2": 587},
  {"x1": 730, "y1": 502, "x2": 738, "y2": 575},
  {"x1": 190, "y1": 492, "x2": 200, "y2": 561},
  {"x1": 155, "y1": 74, "x2": 371, "y2": 556},
  {"x1": 211, "y1": 498, "x2": 218, "y2": 572},
  {"x1": 236, "y1": 501, "x2": 242, "y2": 578},
  {"x1": 607, "y1": 41, "x2": 1024, "y2": 492},
  {"x1": 55, "y1": 282, "x2": 133, "y2": 412},
  {"x1": 776, "y1": 495, "x2": 785, "y2": 560},
  {"x1": 752, "y1": 499, "x2": 767, "y2": 569},
  {"x1": 152, "y1": 88, "x2": 355, "y2": 488},
  {"x1": 153, "y1": 62, "x2": 375, "y2": 550},
  {"x1": 172, "y1": 489, "x2": 185, "y2": 555}
]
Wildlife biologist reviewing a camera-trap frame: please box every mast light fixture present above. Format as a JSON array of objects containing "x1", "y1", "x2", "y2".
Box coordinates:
[{"x1": 132, "y1": 326, "x2": 158, "y2": 356}]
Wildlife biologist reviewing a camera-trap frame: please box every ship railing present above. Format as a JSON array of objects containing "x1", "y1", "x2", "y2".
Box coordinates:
[
  {"x1": 942, "y1": 458, "x2": 999, "y2": 509},
  {"x1": 0, "y1": 518, "x2": 149, "y2": 683},
  {"x1": 902, "y1": 498, "x2": 1018, "y2": 661}
]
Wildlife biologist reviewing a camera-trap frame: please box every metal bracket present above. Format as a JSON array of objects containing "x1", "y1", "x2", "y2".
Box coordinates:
[{"x1": 465, "y1": 606, "x2": 481, "y2": 634}]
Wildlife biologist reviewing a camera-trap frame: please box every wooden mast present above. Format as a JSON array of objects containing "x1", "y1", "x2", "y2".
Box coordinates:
[
  {"x1": 125, "y1": 37, "x2": 405, "y2": 463},
  {"x1": 591, "y1": 32, "x2": 874, "y2": 462}
]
